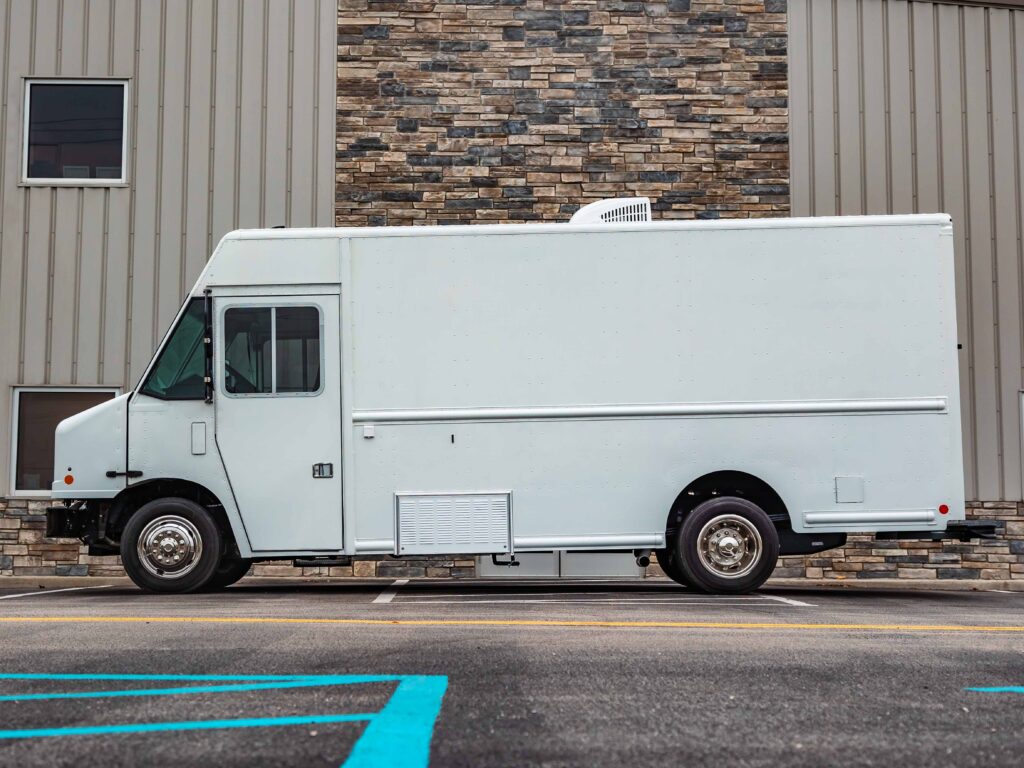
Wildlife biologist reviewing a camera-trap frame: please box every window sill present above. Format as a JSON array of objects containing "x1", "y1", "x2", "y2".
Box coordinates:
[{"x1": 19, "y1": 180, "x2": 129, "y2": 188}]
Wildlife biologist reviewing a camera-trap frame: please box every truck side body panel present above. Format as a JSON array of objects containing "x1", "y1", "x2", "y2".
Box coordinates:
[{"x1": 344, "y1": 219, "x2": 963, "y2": 552}]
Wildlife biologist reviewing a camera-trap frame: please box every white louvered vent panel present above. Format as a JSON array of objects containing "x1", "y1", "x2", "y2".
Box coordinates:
[{"x1": 396, "y1": 493, "x2": 511, "y2": 555}]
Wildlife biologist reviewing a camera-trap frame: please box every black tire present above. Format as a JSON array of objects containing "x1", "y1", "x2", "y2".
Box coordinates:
[
  {"x1": 120, "y1": 497, "x2": 223, "y2": 593},
  {"x1": 654, "y1": 547, "x2": 693, "y2": 588},
  {"x1": 203, "y1": 558, "x2": 253, "y2": 591},
  {"x1": 674, "y1": 496, "x2": 779, "y2": 594}
]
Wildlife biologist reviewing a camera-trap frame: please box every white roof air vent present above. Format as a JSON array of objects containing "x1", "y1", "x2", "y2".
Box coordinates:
[{"x1": 569, "y1": 197, "x2": 652, "y2": 225}]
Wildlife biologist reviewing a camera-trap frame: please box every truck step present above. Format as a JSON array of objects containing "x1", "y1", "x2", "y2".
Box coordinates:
[{"x1": 292, "y1": 557, "x2": 352, "y2": 568}]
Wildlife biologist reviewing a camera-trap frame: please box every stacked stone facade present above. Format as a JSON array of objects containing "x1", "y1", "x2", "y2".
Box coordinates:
[
  {"x1": 336, "y1": 0, "x2": 790, "y2": 226},
  {"x1": 770, "y1": 503, "x2": 1024, "y2": 582},
  {"x1": 4, "y1": 499, "x2": 1022, "y2": 581},
  {"x1": 0, "y1": 498, "x2": 476, "y2": 580}
]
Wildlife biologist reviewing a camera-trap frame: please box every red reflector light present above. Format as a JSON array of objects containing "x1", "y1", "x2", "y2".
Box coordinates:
[
  {"x1": 63, "y1": 474, "x2": 74, "y2": 486},
  {"x1": 939, "y1": 504, "x2": 949, "y2": 515}
]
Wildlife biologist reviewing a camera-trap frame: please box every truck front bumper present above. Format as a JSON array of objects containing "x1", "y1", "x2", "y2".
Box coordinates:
[{"x1": 45, "y1": 505, "x2": 90, "y2": 539}]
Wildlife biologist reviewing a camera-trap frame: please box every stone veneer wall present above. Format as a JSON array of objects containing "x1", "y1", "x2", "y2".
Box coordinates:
[
  {"x1": 3, "y1": 499, "x2": 1022, "y2": 581},
  {"x1": 0, "y1": 498, "x2": 476, "y2": 579},
  {"x1": 769, "y1": 504, "x2": 1024, "y2": 582},
  {"x1": 335, "y1": 0, "x2": 790, "y2": 225}
]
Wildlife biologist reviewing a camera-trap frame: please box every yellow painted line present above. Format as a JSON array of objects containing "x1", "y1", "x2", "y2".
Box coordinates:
[{"x1": 1, "y1": 616, "x2": 1024, "y2": 633}]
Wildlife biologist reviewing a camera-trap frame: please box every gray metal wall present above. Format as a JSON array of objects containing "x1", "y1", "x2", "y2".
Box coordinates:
[
  {"x1": 0, "y1": 0, "x2": 337, "y2": 496},
  {"x1": 789, "y1": 0, "x2": 1024, "y2": 502}
]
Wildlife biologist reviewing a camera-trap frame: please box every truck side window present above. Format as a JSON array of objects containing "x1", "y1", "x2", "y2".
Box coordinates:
[
  {"x1": 223, "y1": 308, "x2": 272, "y2": 394},
  {"x1": 276, "y1": 306, "x2": 321, "y2": 393},
  {"x1": 139, "y1": 298, "x2": 205, "y2": 400}
]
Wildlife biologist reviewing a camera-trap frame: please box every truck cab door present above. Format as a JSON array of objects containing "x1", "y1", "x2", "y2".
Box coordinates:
[{"x1": 213, "y1": 294, "x2": 343, "y2": 552}]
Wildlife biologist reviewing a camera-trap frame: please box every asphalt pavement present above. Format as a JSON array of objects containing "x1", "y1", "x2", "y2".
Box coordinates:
[{"x1": 0, "y1": 578, "x2": 1022, "y2": 767}]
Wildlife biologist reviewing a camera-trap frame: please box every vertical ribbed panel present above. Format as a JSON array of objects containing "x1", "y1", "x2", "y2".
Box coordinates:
[
  {"x1": 0, "y1": 0, "x2": 337, "y2": 495},
  {"x1": 789, "y1": 0, "x2": 1024, "y2": 502}
]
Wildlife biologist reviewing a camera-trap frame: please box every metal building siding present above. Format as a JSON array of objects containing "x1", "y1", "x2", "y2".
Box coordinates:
[
  {"x1": 789, "y1": 0, "x2": 1024, "y2": 502},
  {"x1": 0, "y1": 0, "x2": 337, "y2": 496}
]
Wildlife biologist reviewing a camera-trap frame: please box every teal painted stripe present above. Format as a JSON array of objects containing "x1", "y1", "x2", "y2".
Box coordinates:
[
  {"x1": 966, "y1": 686, "x2": 1024, "y2": 694},
  {"x1": 0, "y1": 713, "x2": 374, "y2": 740},
  {"x1": 0, "y1": 675, "x2": 398, "y2": 702},
  {"x1": 0, "y1": 674, "x2": 331, "y2": 682},
  {"x1": 0, "y1": 671, "x2": 449, "y2": 767},
  {"x1": 342, "y1": 675, "x2": 449, "y2": 768}
]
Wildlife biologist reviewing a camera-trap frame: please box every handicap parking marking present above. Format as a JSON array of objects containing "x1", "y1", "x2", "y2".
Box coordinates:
[
  {"x1": 0, "y1": 673, "x2": 449, "y2": 768},
  {"x1": 966, "y1": 685, "x2": 1024, "y2": 694}
]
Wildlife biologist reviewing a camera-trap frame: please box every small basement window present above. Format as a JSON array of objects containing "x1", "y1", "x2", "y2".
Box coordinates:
[
  {"x1": 22, "y1": 80, "x2": 128, "y2": 185},
  {"x1": 11, "y1": 388, "x2": 118, "y2": 494}
]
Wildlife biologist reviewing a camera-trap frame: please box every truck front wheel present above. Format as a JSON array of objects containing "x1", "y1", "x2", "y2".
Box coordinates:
[
  {"x1": 674, "y1": 497, "x2": 779, "y2": 594},
  {"x1": 654, "y1": 547, "x2": 693, "y2": 588},
  {"x1": 120, "y1": 497, "x2": 222, "y2": 593},
  {"x1": 202, "y1": 558, "x2": 253, "y2": 591}
]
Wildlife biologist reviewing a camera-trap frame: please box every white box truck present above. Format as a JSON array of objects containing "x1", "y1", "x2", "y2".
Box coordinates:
[{"x1": 46, "y1": 199, "x2": 994, "y2": 593}]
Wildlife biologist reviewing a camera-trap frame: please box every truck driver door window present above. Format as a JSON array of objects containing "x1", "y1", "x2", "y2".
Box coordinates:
[
  {"x1": 222, "y1": 306, "x2": 321, "y2": 395},
  {"x1": 276, "y1": 307, "x2": 321, "y2": 393},
  {"x1": 223, "y1": 307, "x2": 272, "y2": 394}
]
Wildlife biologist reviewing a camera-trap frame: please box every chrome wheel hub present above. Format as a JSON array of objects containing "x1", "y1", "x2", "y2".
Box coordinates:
[
  {"x1": 137, "y1": 515, "x2": 203, "y2": 579},
  {"x1": 697, "y1": 514, "x2": 762, "y2": 579}
]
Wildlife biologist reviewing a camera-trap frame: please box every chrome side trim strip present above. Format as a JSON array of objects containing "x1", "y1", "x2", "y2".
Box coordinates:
[
  {"x1": 803, "y1": 510, "x2": 937, "y2": 526},
  {"x1": 514, "y1": 533, "x2": 666, "y2": 550},
  {"x1": 352, "y1": 397, "x2": 947, "y2": 424}
]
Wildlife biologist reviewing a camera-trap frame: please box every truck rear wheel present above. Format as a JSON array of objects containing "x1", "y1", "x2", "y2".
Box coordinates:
[
  {"x1": 120, "y1": 497, "x2": 222, "y2": 593},
  {"x1": 674, "y1": 496, "x2": 779, "y2": 594}
]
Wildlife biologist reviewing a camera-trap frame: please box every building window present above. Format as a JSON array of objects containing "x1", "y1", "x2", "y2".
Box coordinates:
[
  {"x1": 22, "y1": 80, "x2": 128, "y2": 185},
  {"x1": 11, "y1": 388, "x2": 118, "y2": 494}
]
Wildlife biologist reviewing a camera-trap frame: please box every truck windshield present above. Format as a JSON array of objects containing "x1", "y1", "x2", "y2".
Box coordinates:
[{"x1": 139, "y1": 298, "x2": 205, "y2": 400}]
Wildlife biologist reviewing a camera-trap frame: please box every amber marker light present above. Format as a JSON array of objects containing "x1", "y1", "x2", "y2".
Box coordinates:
[{"x1": 64, "y1": 474, "x2": 74, "y2": 485}]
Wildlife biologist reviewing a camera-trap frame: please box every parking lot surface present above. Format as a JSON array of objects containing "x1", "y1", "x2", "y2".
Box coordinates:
[{"x1": 0, "y1": 579, "x2": 1022, "y2": 767}]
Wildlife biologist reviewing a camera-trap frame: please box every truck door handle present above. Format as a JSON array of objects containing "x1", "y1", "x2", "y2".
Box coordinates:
[
  {"x1": 105, "y1": 470, "x2": 143, "y2": 478},
  {"x1": 312, "y1": 463, "x2": 333, "y2": 479}
]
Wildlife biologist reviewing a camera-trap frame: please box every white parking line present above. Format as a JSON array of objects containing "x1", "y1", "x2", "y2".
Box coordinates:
[
  {"x1": 371, "y1": 579, "x2": 409, "y2": 604},
  {"x1": 393, "y1": 596, "x2": 803, "y2": 606},
  {"x1": 0, "y1": 585, "x2": 112, "y2": 601},
  {"x1": 761, "y1": 594, "x2": 816, "y2": 607}
]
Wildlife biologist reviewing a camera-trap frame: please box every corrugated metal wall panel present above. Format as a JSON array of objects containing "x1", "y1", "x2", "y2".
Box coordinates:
[
  {"x1": 0, "y1": 0, "x2": 337, "y2": 495},
  {"x1": 789, "y1": 0, "x2": 1024, "y2": 501}
]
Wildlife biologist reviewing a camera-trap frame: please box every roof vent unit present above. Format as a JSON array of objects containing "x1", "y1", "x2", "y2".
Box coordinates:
[{"x1": 569, "y1": 197, "x2": 652, "y2": 225}]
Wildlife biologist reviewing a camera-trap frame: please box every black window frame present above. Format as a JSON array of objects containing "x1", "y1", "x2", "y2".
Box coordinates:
[
  {"x1": 10, "y1": 387, "x2": 119, "y2": 495},
  {"x1": 22, "y1": 79, "x2": 129, "y2": 186}
]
